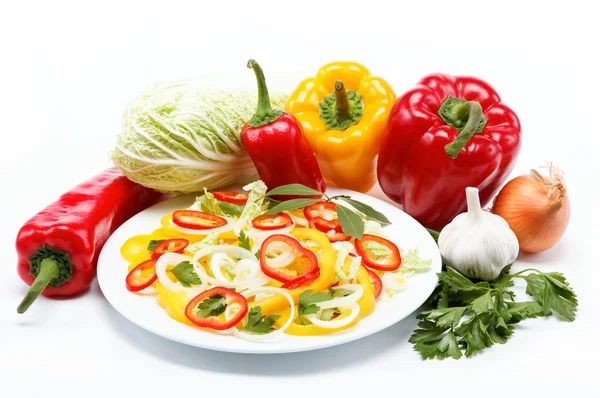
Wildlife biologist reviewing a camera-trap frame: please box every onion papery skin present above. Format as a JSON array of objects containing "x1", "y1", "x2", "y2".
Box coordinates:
[{"x1": 492, "y1": 174, "x2": 570, "y2": 253}]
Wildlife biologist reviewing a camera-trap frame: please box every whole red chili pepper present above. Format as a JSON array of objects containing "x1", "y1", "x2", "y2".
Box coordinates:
[
  {"x1": 16, "y1": 168, "x2": 163, "y2": 314},
  {"x1": 241, "y1": 60, "x2": 326, "y2": 199},
  {"x1": 377, "y1": 73, "x2": 521, "y2": 231}
]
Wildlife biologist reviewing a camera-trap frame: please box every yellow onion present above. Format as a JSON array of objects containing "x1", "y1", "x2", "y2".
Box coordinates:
[{"x1": 491, "y1": 163, "x2": 570, "y2": 253}]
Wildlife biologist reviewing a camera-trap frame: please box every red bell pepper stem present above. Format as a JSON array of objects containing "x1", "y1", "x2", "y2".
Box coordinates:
[
  {"x1": 17, "y1": 258, "x2": 59, "y2": 314},
  {"x1": 443, "y1": 100, "x2": 484, "y2": 159},
  {"x1": 246, "y1": 59, "x2": 282, "y2": 127},
  {"x1": 335, "y1": 80, "x2": 350, "y2": 118}
]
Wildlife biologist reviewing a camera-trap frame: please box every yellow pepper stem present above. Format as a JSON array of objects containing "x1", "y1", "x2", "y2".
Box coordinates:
[{"x1": 335, "y1": 80, "x2": 351, "y2": 119}]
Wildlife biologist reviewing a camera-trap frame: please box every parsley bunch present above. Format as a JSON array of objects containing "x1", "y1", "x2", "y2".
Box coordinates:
[{"x1": 410, "y1": 265, "x2": 578, "y2": 360}]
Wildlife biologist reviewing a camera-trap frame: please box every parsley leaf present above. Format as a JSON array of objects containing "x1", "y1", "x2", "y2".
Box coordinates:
[
  {"x1": 521, "y1": 271, "x2": 578, "y2": 321},
  {"x1": 169, "y1": 261, "x2": 201, "y2": 287},
  {"x1": 298, "y1": 289, "x2": 333, "y2": 316},
  {"x1": 241, "y1": 306, "x2": 281, "y2": 334},
  {"x1": 195, "y1": 294, "x2": 226, "y2": 318},
  {"x1": 147, "y1": 239, "x2": 165, "y2": 253},
  {"x1": 238, "y1": 231, "x2": 252, "y2": 252},
  {"x1": 410, "y1": 265, "x2": 578, "y2": 360}
]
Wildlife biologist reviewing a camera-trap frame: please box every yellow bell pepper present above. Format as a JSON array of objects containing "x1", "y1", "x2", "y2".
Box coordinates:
[
  {"x1": 255, "y1": 228, "x2": 335, "y2": 315},
  {"x1": 284, "y1": 61, "x2": 396, "y2": 193},
  {"x1": 274, "y1": 265, "x2": 376, "y2": 335},
  {"x1": 121, "y1": 234, "x2": 153, "y2": 265},
  {"x1": 155, "y1": 281, "x2": 195, "y2": 326}
]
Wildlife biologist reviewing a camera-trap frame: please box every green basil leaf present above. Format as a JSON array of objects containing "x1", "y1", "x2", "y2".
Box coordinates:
[
  {"x1": 265, "y1": 198, "x2": 321, "y2": 215},
  {"x1": 339, "y1": 197, "x2": 391, "y2": 224},
  {"x1": 266, "y1": 184, "x2": 324, "y2": 197},
  {"x1": 336, "y1": 203, "x2": 364, "y2": 239}
]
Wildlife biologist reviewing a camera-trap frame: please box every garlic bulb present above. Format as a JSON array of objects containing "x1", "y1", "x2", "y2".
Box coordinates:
[{"x1": 438, "y1": 187, "x2": 519, "y2": 281}]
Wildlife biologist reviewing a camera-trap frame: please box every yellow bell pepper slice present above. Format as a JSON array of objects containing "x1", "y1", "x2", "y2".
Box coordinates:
[
  {"x1": 285, "y1": 61, "x2": 396, "y2": 193},
  {"x1": 274, "y1": 265, "x2": 376, "y2": 335},
  {"x1": 255, "y1": 228, "x2": 335, "y2": 315},
  {"x1": 121, "y1": 234, "x2": 153, "y2": 264},
  {"x1": 155, "y1": 281, "x2": 195, "y2": 327}
]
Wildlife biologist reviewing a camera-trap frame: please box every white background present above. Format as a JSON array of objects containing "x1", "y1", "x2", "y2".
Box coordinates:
[{"x1": 1, "y1": 0, "x2": 598, "y2": 396}]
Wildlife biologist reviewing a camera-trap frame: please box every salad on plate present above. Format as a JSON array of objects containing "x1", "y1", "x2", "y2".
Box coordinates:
[{"x1": 121, "y1": 180, "x2": 432, "y2": 342}]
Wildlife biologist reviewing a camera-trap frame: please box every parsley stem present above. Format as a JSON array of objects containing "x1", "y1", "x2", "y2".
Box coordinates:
[{"x1": 511, "y1": 268, "x2": 543, "y2": 277}]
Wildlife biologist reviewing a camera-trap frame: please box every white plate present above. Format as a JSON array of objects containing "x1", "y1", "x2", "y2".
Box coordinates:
[{"x1": 97, "y1": 187, "x2": 442, "y2": 354}]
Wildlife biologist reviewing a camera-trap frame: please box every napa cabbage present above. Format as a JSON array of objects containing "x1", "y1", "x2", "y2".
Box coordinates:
[{"x1": 110, "y1": 78, "x2": 287, "y2": 194}]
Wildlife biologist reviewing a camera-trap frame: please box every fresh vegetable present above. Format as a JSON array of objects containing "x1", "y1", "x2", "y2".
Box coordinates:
[
  {"x1": 212, "y1": 191, "x2": 249, "y2": 205},
  {"x1": 252, "y1": 212, "x2": 293, "y2": 230},
  {"x1": 16, "y1": 168, "x2": 162, "y2": 314},
  {"x1": 284, "y1": 61, "x2": 396, "y2": 193},
  {"x1": 155, "y1": 253, "x2": 204, "y2": 297},
  {"x1": 410, "y1": 265, "x2": 577, "y2": 360},
  {"x1": 193, "y1": 189, "x2": 245, "y2": 217},
  {"x1": 439, "y1": 187, "x2": 519, "y2": 281},
  {"x1": 304, "y1": 201, "x2": 342, "y2": 232},
  {"x1": 265, "y1": 183, "x2": 391, "y2": 240},
  {"x1": 492, "y1": 163, "x2": 570, "y2": 253},
  {"x1": 233, "y1": 287, "x2": 295, "y2": 342},
  {"x1": 281, "y1": 271, "x2": 320, "y2": 290},
  {"x1": 110, "y1": 78, "x2": 288, "y2": 194},
  {"x1": 121, "y1": 181, "x2": 432, "y2": 341},
  {"x1": 172, "y1": 210, "x2": 228, "y2": 230},
  {"x1": 185, "y1": 287, "x2": 249, "y2": 330},
  {"x1": 259, "y1": 234, "x2": 319, "y2": 283},
  {"x1": 125, "y1": 259, "x2": 158, "y2": 292},
  {"x1": 151, "y1": 238, "x2": 189, "y2": 260},
  {"x1": 241, "y1": 60, "x2": 326, "y2": 199},
  {"x1": 377, "y1": 73, "x2": 521, "y2": 231},
  {"x1": 355, "y1": 234, "x2": 401, "y2": 272},
  {"x1": 364, "y1": 266, "x2": 382, "y2": 299},
  {"x1": 237, "y1": 180, "x2": 268, "y2": 230}
]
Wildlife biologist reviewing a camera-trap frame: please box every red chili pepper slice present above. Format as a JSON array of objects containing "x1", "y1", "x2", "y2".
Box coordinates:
[
  {"x1": 260, "y1": 234, "x2": 319, "y2": 283},
  {"x1": 125, "y1": 259, "x2": 157, "y2": 292},
  {"x1": 354, "y1": 234, "x2": 402, "y2": 271},
  {"x1": 185, "y1": 286, "x2": 248, "y2": 330},
  {"x1": 363, "y1": 265, "x2": 383, "y2": 299},
  {"x1": 304, "y1": 201, "x2": 341, "y2": 230},
  {"x1": 281, "y1": 270, "x2": 320, "y2": 289},
  {"x1": 252, "y1": 212, "x2": 294, "y2": 231},
  {"x1": 325, "y1": 229, "x2": 352, "y2": 242},
  {"x1": 151, "y1": 238, "x2": 189, "y2": 260},
  {"x1": 212, "y1": 190, "x2": 249, "y2": 205},
  {"x1": 172, "y1": 210, "x2": 227, "y2": 230}
]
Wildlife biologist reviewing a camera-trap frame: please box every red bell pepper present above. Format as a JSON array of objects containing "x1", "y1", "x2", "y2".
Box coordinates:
[
  {"x1": 355, "y1": 234, "x2": 401, "y2": 272},
  {"x1": 252, "y1": 212, "x2": 293, "y2": 230},
  {"x1": 259, "y1": 234, "x2": 319, "y2": 283},
  {"x1": 363, "y1": 265, "x2": 382, "y2": 299},
  {"x1": 172, "y1": 210, "x2": 227, "y2": 230},
  {"x1": 241, "y1": 60, "x2": 326, "y2": 200},
  {"x1": 377, "y1": 73, "x2": 521, "y2": 231},
  {"x1": 126, "y1": 259, "x2": 158, "y2": 292},
  {"x1": 185, "y1": 287, "x2": 248, "y2": 330},
  {"x1": 211, "y1": 191, "x2": 248, "y2": 205},
  {"x1": 16, "y1": 168, "x2": 163, "y2": 313},
  {"x1": 281, "y1": 271, "x2": 320, "y2": 290},
  {"x1": 151, "y1": 238, "x2": 189, "y2": 260},
  {"x1": 304, "y1": 201, "x2": 351, "y2": 242}
]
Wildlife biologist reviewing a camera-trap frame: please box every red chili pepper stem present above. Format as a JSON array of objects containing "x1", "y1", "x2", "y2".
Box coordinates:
[
  {"x1": 438, "y1": 96, "x2": 487, "y2": 159},
  {"x1": 246, "y1": 59, "x2": 283, "y2": 127},
  {"x1": 17, "y1": 258, "x2": 59, "y2": 314}
]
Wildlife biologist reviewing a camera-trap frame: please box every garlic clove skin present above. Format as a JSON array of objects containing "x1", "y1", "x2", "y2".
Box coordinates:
[{"x1": 438, "y1": 187, "x2": 520, "y2": 281}]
